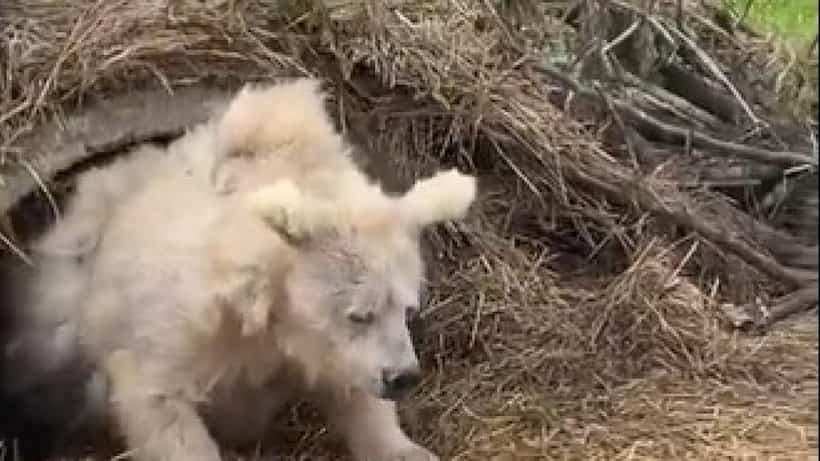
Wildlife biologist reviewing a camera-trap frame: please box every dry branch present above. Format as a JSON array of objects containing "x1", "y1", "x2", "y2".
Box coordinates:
[
  {"x1": 530, "y1": 60, "x2": 816, "y2": 302},
  {"x1": 660, "y1": 63, "x2": 744, "y2": 124},
  {"x1": 535, "y1": 64, "x2": 816, "y2": 168},
  {"x1": 567, "y1": 160, "x2": 815, "y2": 289},
  {"x1": 757, "y1": 285, "x2": 819, "y2": 329},
  {"x1": 724, "y1": 284, "x2": 819, "y2": 331},
  {"x1": 620, "y1": 69, "x2": 728, "y2": 130},
  {"x1": 530, "y1": 0, "x2": 818, "y2": 328}
]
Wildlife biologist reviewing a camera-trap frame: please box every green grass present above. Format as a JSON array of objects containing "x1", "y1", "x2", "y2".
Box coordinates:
[
  {"x1": 724, "y1": 0, "x2": 818, "y2": 45},
  {"x1": 719, "y1": 0, "x2": 817, "y2": 120}
]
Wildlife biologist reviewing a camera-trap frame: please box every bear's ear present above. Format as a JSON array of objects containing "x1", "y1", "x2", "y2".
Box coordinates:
[
  {"x1": 400, "y1": 169, "x2": 477, "y2": 228},
  {"x1": 246, "y1": 180, "x2": 339, "y2": 244}
]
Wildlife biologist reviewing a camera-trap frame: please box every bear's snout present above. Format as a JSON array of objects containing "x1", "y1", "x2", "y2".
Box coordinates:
[{"x1": 380, "y1": 365, "x2": 422, "y2": 400}]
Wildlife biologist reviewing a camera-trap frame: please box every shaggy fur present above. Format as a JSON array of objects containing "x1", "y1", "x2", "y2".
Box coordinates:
[{"x1": 1, "y1": 78, "x2": 477, "y2": 461}]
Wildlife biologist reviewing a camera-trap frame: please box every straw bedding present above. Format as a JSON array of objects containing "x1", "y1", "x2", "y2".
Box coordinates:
[{"x1": 0, "y1": 1, "x2": 816, "y2": 460}]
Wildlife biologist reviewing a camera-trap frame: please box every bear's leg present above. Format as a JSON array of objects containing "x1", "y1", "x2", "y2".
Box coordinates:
[
  {"x1": 104, "y1": 349, "x2": 222, "y2": 461},
  {"x1": 317, "y1": 389, "x2": 438, "y2": 461}
]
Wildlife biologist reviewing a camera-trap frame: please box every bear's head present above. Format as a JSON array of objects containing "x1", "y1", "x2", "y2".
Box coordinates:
[{"x1": 247, "y1": 169, "x2": 476, "y2": 400}]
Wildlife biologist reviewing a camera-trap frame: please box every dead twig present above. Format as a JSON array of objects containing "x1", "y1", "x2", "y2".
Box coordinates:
[
  {"x1": 535, "y1": 64, "x2": 815, "y2": 168},
  {"x1": 725, "y1": 284, "x2": 819, "y2": 332},
  {"x1": 758, "y1": 285, "x2": 819, "y2": 328}
]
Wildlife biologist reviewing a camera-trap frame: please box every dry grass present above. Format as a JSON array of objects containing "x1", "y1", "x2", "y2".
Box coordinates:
[{"x1": 0, "y1": 1, "x2": 816, "y2": 460}]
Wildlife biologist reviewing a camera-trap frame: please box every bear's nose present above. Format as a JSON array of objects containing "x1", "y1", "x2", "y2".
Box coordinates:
[{"x1": 381, "y1": 366, "x2": 422, "y2": 400}]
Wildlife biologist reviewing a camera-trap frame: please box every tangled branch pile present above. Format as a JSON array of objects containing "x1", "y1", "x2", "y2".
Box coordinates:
[{"x1": 0, "y1": 0, "x2": 816, "y2": 460}]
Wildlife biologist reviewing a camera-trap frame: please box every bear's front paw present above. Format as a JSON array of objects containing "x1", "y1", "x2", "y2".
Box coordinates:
[{"x1": 381, "y1": 444, "x2": 439, "y2": 461}]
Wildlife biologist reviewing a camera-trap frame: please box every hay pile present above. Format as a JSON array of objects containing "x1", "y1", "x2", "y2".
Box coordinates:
[{"x1": 0, "y1": 1, "x2": 817, "y2": 460}]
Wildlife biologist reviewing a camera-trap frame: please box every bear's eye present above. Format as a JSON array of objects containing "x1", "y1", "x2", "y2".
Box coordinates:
[{"x1": 348, "y1": 311, "x2": 375, "y2": 325}]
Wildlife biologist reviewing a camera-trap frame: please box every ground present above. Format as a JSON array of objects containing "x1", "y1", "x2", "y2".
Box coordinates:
[{"x1": 0, "y1": 0, "x2": 817, "y2": 460}]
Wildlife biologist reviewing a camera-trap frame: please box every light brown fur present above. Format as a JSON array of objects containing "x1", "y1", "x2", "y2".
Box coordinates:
[{"x1": 12, "y1": 78, "x2": 477, "y2": 461}]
